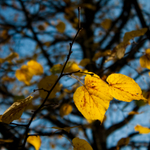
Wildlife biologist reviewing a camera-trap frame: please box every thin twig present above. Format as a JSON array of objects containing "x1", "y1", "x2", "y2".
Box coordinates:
[{"x1": 22, "y1": 7, "x2": 82, "y2": 149}]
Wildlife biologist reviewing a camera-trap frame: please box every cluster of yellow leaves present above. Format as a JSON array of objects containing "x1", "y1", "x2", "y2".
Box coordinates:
[
  {"x1": 73, "y1": 73, "x2": 146, "y2": 122},
  {"x1": 0, "y1": 96, "x2": 33, "y2": 124},
  {"x1": 101, "y1": 28, "x2": 148, "y2": 62},
  {"x1": 15, "y1": 60, "x2": 43, "y2": 85},
  {"x1": 27, "y1": 135, "x2": 41, "y2": 150},
  {"x1": 134, "y1": 125, "x2": 150, "y2": 134}
]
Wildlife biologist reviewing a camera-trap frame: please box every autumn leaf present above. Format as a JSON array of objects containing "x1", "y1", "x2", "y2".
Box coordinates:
[
  {"x1": 72, "y1": 137, "x2": 93, "y2": 150},
  {"x1": 15, "y1": 65, "x2": 33, "y2": 85},
  {"x1": 134, "y1": 125, "x2": 150, "y2": 134},
  {"x1": 140, "y1": 48, "x2": 150, "y2": 69},
  {"x1": 56, "y1": 21, "x2": 66, "y2": 33},
  {"x1": 38, "y1": 75, "x2": 61, "y2": 99},
  {"x1": 123, "y1": 28, "x2": 148, "y2": 43},
  {"x1": 27, "y1": 60, "x2": 43, "y2": 75},
  {"x1": 59, "y1": 103, "x2": 73, "y2": 117},
  {"x1": 15, "y1": 60, "x2": 43, "y2": 85},
  {"x1": 117, "y1": 137, "x2": 130, "y2": 147},
  {"x1": 79, "y1": 58, "x2": 90, "y2": 67},
  {"x1": 106, "y1": 73, "x2": 146, "y2": 102},
  {"x1": 101, "y1": 19, "x2": 112, "y2": 30},
  {"x1": 73, "y1": 73, "x2": 113, "y2": 122},
  {"x1": 27, "y1": 135, "x2": 41, "y2": 150},
  {"x1": 1, "y1": 96, "x2": 33, "y2": 124}
]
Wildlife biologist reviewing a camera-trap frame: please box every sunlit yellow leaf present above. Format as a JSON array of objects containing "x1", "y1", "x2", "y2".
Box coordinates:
[
  {"x1": 59, "y1": 103, "x2": 72, "y2": 117},
  {"x1": 101, "y1": 19, "x2": 112, "y2": 30},
  {"x1": 1, "y1": 96, "x2": 33, "y2": 124},
  {"x1": 134, "y1": 125, "x2": 150, "y2": 134},
  {"x1": 27, "y1": 135, "x2": 41, "y2": 150},
  {"x1": 117, "y1": 137, "x2": 130, "y2": 147},
  {"x1": 106, "y1": 73, "x2": 146, "y2": 102},
  {"x1": 72, "y1": 137, "x2": 93, "y2": 150},
  {"x1": 73, "y1": 73, "x2": 113, "y2": 122},
  {"x1": 27, "y1": 60, "x2": 43, "y2": 75},
  {"x1": 56, "y1": 21, "x2": 66, "y2": 33},
  {"x1": 79, "y1": 58, "x2": 90, "y2": 67},
  {"x1": 38, "y1": 75, "x2": 61, "y2": 99},
  {"x1": 15, "y1": 65, "x2": 32, "y2": 85},
  {"x1": 140, "y1": 49, "x2": 150, "y2": 69}
]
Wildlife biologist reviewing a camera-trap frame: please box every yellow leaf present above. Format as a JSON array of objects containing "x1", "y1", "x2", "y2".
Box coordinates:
[
  {"x1": 0, "y1": 139, "x2": 13, "y2": 144},
  {"x1": 73, "y1": 73, "x2": 113, "y2": 122},
  {"x1": 38, "y1": 75, "x2": 61, "y2": 99},
  {"x1": 117, "y1": 137, "x2": 130, "y2": 147},
  {"x1": 27, "y1": 60, "x2": 43, "y2": 75},
  {"x1": 64, "y1": 61, "x2": 82, "y2": 76},
  {"x1": 52, "y1": 126, "x2": 79, "y2": 133},
  {"x1": 2, "y1": 76, "x2": 15, "y2": 82},
  {"x1": 0, "y1": 52, "x2": 19, "y2": 63},
  {"x1": 134, "y1": 125, "x2": 150, "y2": 134},
  {"x1": 128, "y1": 111, "x2": 142, "y2": 115},
  {"x1": 27, "y1": 135, "x2": 41, "y2": 150},
  {"x1": 106, "y1": 73, "x2": 146, "y2": 102},
  {"x1": 140, "y1": 49, "x2": 150, "y2": 69},
  {"x1": 123, "y1": 28, "x2": 148, "y2": 43},
  {"x1": 50, "y1": 64, "x2": 62, "y2": 74},
  {"x1": 72, "y1": 137, "x2": 93, "y2": 150},
  {"x1": 79, "y1": 58, "x2": 90, "y2": 67},
  {"x1": 56, "y1": 21, "x2": 66, "y2": 33},
  {"x1": 37, "y1": 24, "x2": 45, "y2": 31},
  {"x1": 101, "y1": 19, "x2": 112, "y2": 30},
  {"x1": 15, "y1": 65, "x2": 32, "y2": 85},
  {"x1": 1, "y1": 96, "x2": 33, "y2": 124},
  {"x1": 59, "y1": 103, "x2": 72, "y2": 117}
]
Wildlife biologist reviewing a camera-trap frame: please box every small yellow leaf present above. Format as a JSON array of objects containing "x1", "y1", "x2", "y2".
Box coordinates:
[
  {"x1": 0, "y1": 52, "x2": 19, "y2": 63},
  {"x1": 38, "y1": 75, "x2": 61, "y2": 99},
  {"x1": 123, "y1": 28, "x2": 148, "y2": 43},
  {"x1": 107, "y1": 73, "x2": 146, "y2": 102},
  {"x1": 59, "y1": 103, "x2": 72, "y2": 117},
  {"x1": 1, "y1": 96, "x2": 33, "y2": 124},
  {"x1": 128, "y1": 111, "x2": 142, "y2": 115},
  {"x1": 140, "y1": 49, "x2": 150, "y2": 69},
  {"x1": 73, "y1": 73, "x2": 113, "y2": 122},
  {"x1": 64, "y1": 61, "x2": 82, "y2": 76},
  {"x1": 27, "y1": 135, "x2": 41, "y2": 150},
  {"x1": 15, "y1": 65, "x2": 32, "y2": 85},
  {"x1": 56, "y1": 21, "x2": 66, "y2": 33},
  {"x1": 117, "y1": 137, "x2": 130, "y2": 147},
  {"x1": 79, "y1": 58, "x2": 90, "y2": 67},
  {"x1": 134, "y1": 125, "x2": 150, "y2": 134},
  {"x1": 101, "y1": 19, "x2": 112, "y2": 30},
  {"x1": 72, "y1": 137, "x2": 93, "y2": 150},
  {"x1": 50, "y1": 64, "x2": 62, "y2": 74},
  {"x1": 27, "y1": 60, "x2": 43, "y2": 75}
]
